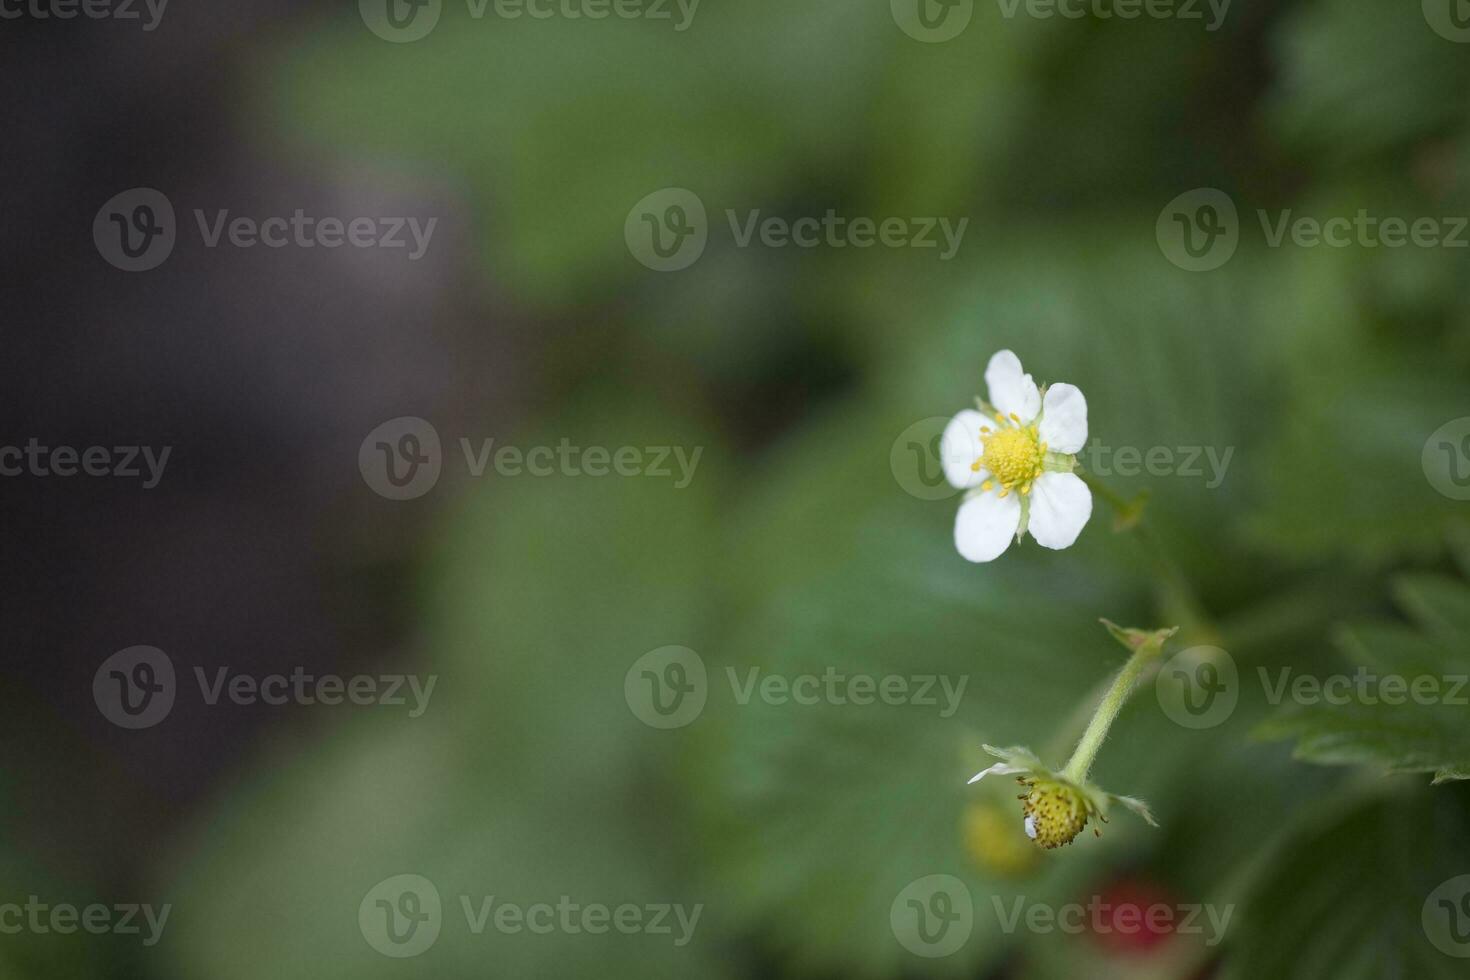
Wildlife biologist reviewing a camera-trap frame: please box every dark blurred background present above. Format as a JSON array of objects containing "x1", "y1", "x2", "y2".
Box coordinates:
[{"x1": 4, "y1": 0, "x2": 1470, "y2": 977}]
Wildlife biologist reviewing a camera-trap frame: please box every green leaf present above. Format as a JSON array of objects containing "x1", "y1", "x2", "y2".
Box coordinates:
[
  {"x1": 1245, "y1": 343, "x2": 1469, "y2": 564},
  {"x1": 1222, "y1": 785, "x2": 1470, "y2": 980},
  {"x1": 1256, "y1": 575, "x2": 1470, "y2": 784}
]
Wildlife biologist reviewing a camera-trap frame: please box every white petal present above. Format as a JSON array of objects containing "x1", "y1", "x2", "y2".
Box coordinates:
[
  {"x1": 1039, "y1": 383, "x2": 1088, "y2": 454},
  {"x1": 1027, "y1": 471, "x2": 1092, "y2": 550},
  {"x1": 940, "y1": 410, "x2": 989, "y2": 489},
  {"x1": 954, "y1": 491, "x2": 1021, "y2": 563},
  {"x1": 983, "y1": 350, "x2": 1041, "y2": 423}
]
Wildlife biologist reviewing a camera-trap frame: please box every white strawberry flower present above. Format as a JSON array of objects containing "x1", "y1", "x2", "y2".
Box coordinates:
[{"x1": 940, "y1": 350, "x2": 1092, "y2": 562}]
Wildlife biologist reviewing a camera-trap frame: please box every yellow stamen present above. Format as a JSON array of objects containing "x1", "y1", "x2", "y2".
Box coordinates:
[{"x1": 976, "y1": 424, "x2": 1045, "y2": 497}]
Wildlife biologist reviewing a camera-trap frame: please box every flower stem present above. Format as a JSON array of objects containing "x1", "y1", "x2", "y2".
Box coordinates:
[
  {"x1": 1060, "y1": 631, "x2": 1169, "y2": 784},
  {"x1": 1076, "y1": 468, "x2": 1219, "y2": 645}
]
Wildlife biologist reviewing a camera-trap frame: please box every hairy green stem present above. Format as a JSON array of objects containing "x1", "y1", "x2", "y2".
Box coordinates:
[{"x1": 1060, "y1": 637, "x2": 1164, "y2": 783}]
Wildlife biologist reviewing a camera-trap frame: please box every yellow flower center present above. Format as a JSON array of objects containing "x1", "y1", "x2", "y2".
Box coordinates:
[{"x1": 971, "y1": 415, "x2": 1046, "y2": 497}]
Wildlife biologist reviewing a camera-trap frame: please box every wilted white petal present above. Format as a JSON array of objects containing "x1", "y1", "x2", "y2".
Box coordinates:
[
  {"x1": 954, "y1": 491, "x2": 1021, "y2": 563},
  {"x1": 1110, "y1": 794, "x2": 1159, "y2": 827},
  {"x1": 1039, "y1": 383, "x2": 1088, "y2": 454},
  {"x1": 940, "y1": 409, "x2": 989, "y2": 490},
  {"x1": 982, "y1": 744, "x2": 1043, "y2": 768},
  {"x1": 984, "y1": 350, "x2": 1041, "y2": 424},
  {"x1": 968, "y1": 744, "x2": 1044, "y2": 784},
  {"x1": 966, "y1": 762, "x2": 1025, "y2": 784},
  {"x1": 1028, "y1": 471, "x2": 1092, "y2": 550}
]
